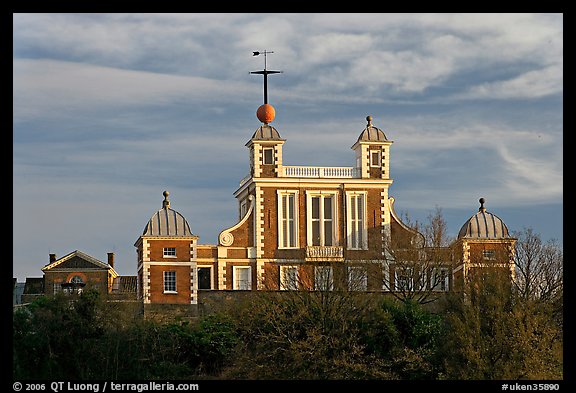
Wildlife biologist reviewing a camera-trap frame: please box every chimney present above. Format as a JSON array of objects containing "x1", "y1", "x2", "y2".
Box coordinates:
[
  {"x1": 49, "y1": 253, "x2": 56, "y2": 264},
  {"x1": 107, "y1": 252, "x2": 115, "y2": 269}
]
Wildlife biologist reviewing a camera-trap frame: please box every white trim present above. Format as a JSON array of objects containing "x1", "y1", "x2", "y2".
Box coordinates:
[
  {"x1": 263, "y1": 147, "x2": 274, "y2": 164},
  {"x1": 163, "y1": 270, "x2": 177, "y2": 293},
  {"x1": 163, "y1": 247, "x2": 177, "y2": 257},
  {"x1": 346, "y1": 191, "x2": 368, "y2": 250},
  {"x1": 370, "y1": 149, "x2": 382, "y2": 167},
  {"x1": 306, "y1": 190, "x2": 339, "y2": 247},
  {"x1": 277, "y1": 190, "x2": 299, "y2": 249},
  {"x1": 233, "y1": 266, "x2": 252, "y2": 290}
]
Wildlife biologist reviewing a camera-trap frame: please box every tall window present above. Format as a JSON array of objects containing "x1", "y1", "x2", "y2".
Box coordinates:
[
  {"x1": 163, "y1": 247, "x2": 176, "y2": 257},
  {"x1": 315, "y1": 266, "x2": 334, "y2": 291},
  {"x1": 280, "y1": 265, "x2": 299, "y2": 290},
  {"x1": 348, "y1": 266, "x2": 368, "y2": 291},
  {"x1": 395, "y1": 266, "x2": 413, "y2": 291},
  {"x1": 307, "y1": 192, "x2": 337, "y2": 247},
  {"x1": 346, "y1": 192, "x2": 367, "y2": 250},
  {"x1": 431, "y1": 267, "x2": 449, "y2": 291},
  {"x1": 278, "y1": 191, "x2": 298, "y2": 248},
  {"x1": 164, "y1": 271, "x2": 176, "y2": 293},
  {"x1": 233, "y1": 266, "x2": 252, "y2": 290}
]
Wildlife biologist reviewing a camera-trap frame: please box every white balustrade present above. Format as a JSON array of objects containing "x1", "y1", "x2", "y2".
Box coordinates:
[
  {"x1": 306, "y1": 246, "x2": 344, "y2": 260},
  {"x1": 283, "y1": 166, "x2": 359, "y2": 178}
]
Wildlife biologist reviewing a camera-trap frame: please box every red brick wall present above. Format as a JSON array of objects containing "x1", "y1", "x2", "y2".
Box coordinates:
[
  {"x1": 148, "y1": 264, "x2": 191, "y2": 304},
  {"x1": 259, "y1": 186, "x2": 385, "y2": 260},
  {"x1": 148, "y1": 239, "x2": 192, "y2": 262},
  {"x1": 44, "y1": 270, "x2": 109, "y2": 295},
  {"x1": 197, "y1": 246, "x2": 217, "y2": 259}
]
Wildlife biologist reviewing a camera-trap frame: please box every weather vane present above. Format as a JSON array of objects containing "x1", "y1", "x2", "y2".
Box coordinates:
[{"x1": 251, "y1": 50, "x2": 283, "y2": 105}]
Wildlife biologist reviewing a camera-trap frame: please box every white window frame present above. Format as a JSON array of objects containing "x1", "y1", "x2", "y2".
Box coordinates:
[
  {"x1": 394, "y1": 266, "x2": 414, "y2": 291},
  {"x1": 233, "y1": 266, "x2": 252, "y2": 290},
  {"x1": 163, "y1": 271, "x2": 177, "y2": 293},
  {"x1": 263, "y1": 147, "x2": 274, "y2": 165},
  {"x1": 163, "y1": 247, "x2": 177, "y2": 258},
  {"x1": 197, "y1": 266, "x2": 213, "y2": 290},
  {"x1": 280, "y1": 265, "x2": 299, "y2": 291},
  {"x1": 348, "y1": 266, "x2": 368, "y2": 291},
  {"x1": 482, "y1": 250, "x2": 496, "y2": 260},
  {"x1": 430, "y1": 267, "x2": 449, "y2": 292},
  {"x1": 370, "y1": 149, "x2": 382, "y2": 167},
  {"x1": 314, "y1": 266, "x2": 334, "y2": 291},
  {"x1": 306, "y1": 191, "x2": 338, "y2": 247},
  {"x1": 277, "y1": 190, "x2": 299, "y2": 249},
  {"x1": 346, "y1": 191, "x2": 368, "y2": 250}
]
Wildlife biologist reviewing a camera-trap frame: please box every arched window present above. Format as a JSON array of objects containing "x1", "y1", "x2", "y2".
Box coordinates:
[{"x1": 70, "y1": 275, "x2": 84, "y2": 284}]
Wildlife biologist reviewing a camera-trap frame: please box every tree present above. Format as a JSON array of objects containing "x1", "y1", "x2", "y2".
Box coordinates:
[
  {"x1": 380, "y1": 206, "x2": 454, "y2": 304},
  {"x1": 513, "y1": 227, "x2": 563, "y2": 302},
  {"x1": 439, "y1": 267, "x2": 562, "y2": 379}
]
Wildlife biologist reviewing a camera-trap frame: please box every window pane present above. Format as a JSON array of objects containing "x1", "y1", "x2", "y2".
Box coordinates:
[
  {"x1": 312, "y1": 197, "x2": 320, "y2": 219},
  {"x1": 236, "y1": 268, "x2": 249, "y2": 290},
  {"x1": 283, "y1": 267, "x2": 298, "y2": 290},
  {"x1": 324, "y1": 221, "x2": 333, "y2": 246},
  {"x1": 324, "y1": 197, "x2": 332, "y2": 219},
  {"x1": 282, "y1": 219, "x2": 288, "y2": 247},
  {"x1": 164, "y1": 271, "x2": 176, "y2": 292},
  {"x1": 312, "y1": 221, "x2": 320, "y2": 246},
  {"x1": 315, "y1": 267, "x2": 333, "y2": 291},
  {"x1": 371, "y1": 151, "x2": 380, "y2": 166},
  {"x1": 264, "y1": 149, "x2": 274, "y2": 164},
  {"x1": 288, "y1": 219, "x2": 296, "y2": 247}
]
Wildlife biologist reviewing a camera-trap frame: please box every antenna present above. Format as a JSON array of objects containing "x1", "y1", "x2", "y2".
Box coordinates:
[{"x1": 251, "y1": 50, "x2": 283, "y2": 104}]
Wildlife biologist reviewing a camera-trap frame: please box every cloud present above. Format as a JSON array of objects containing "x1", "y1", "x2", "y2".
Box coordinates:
[
  {"x1": 457, "y1": 64, "x2": 563, "y2": 100},
  {"x1": 13, "y1": 58, "x2": 255, "y2": 121},
  {"x1": 12, "y1": 13, "x2": 563, "y2": 281}
]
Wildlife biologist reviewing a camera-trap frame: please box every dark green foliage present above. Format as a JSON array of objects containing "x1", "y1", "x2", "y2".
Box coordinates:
[
  {"x1": 439, "y1": 279, "x2": 563, "y2": 380},
  {"x1": 12, "y1": 292, "x2": 238, "y2": 380},
  {"x1": 13, "y1": 288, "x2": 562, "y2": 380}
]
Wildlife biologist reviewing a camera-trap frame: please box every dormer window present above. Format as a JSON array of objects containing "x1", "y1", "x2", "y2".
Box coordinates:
[{"x1": 263, "y1": 148, "x2": 274, "y2": 164}]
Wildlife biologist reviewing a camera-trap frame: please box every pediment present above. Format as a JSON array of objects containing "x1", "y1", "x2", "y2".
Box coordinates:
[{"x1": 42, "y1": 250, "x2": 111, "y2": 272}]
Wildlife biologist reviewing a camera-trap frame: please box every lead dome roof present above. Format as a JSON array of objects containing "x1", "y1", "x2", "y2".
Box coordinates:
[
  {"x1": 142, "y1": 191, "x2": 194, "y2": 237},
  {"x1": 457, "y1": 198, "x2": 511, "y2": 239}
]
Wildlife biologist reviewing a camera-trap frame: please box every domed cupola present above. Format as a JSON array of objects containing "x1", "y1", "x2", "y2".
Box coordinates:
[
  {"x1": 457, "y1": 198, "x2": 511, "y2": 239},
  {"x1": 351, "y1": 116, "x2": 393, "y2": 180},
  {"x1": 142, "y1": 191, "x2": 194, "y2": 237},
  {"x1": 356, "y1": 115, "x2": 389, "y2": 143}
]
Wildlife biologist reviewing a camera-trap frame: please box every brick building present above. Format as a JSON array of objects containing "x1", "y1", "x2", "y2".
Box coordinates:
[
  {"x1": 135, "y1": 102, "x2": 516, "y2": 319},
  {"x1": 36, "y1": 250, "x2": 137, "y2": 300}
]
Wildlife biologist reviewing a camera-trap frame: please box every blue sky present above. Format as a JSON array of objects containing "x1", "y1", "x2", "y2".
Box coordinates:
[{"x1": 13, "y1": 13, "x2": 563, "y2": 281}]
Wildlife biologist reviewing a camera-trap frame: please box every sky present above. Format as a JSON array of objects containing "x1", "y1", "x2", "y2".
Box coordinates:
[{"x1": 13, "y1": 13, "x2": 563, "y2": 281}]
